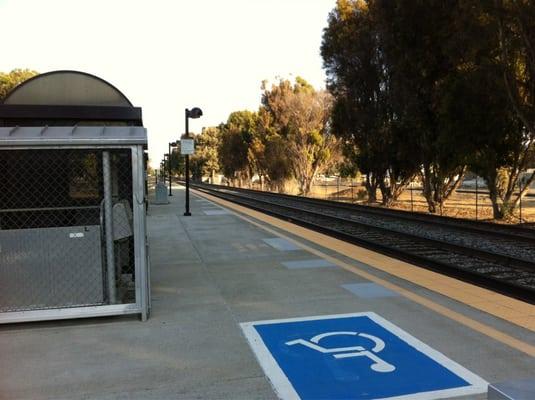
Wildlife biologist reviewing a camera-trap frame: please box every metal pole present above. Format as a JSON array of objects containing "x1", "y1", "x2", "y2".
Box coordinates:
[
  {"x1": 184, "y1": 154, "x2": 191, "y2": 216},
  {"x1": 410, "y1": 183, "x2": 414, "y2": 212},
  {"x1": 337, "y1": 176, "x2": 340, "y2": 201},
  {"x1": 168, "y1": 143, "x2": 173, "y2": 196},
  {"x1": 351, "y1": 178, "x2": 354, "y2": 202},
  {"x1": 102, "y1": 151, "x2": 116, "y2": 304},
  {"x1": 519, "y1": 178, "x2": 522, "y2": 223},
  {"x1": 184, "y1": 109, "x2": 191, "y2": 216},
  {"x1": 476, "y1": 175, "x2": 479, "y2": 221}
]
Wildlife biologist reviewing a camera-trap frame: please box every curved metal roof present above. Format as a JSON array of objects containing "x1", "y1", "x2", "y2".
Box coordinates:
[{"x1": 2, "y1": 70, "x2": 134, "y2": 107}]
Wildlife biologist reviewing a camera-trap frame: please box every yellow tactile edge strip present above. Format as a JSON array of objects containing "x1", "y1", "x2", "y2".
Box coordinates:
[{"x1": 193, "y1": 189, "x2": 535, "y2": 357}]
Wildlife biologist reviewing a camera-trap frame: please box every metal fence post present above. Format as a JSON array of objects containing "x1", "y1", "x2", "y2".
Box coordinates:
[
  {"x1": 102, "y1": 151, "x2": 116, "y2": 304},
  {"x1": 410, "y1": 183, "x2": 414, "y2": 212},
  {"x1": 519, "y1": 178, "x2": 523, "y2": 223},
  {"x1": 476, "y1": 175, "x2": 479, "y2": 221},
  {"x1": 132, "y1": 145, "x2": 149, "y2": 321}
]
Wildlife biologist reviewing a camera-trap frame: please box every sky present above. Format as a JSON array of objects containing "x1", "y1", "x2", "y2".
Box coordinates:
[{"x1": 0, "y1": 0, "x2": 336, "y2": 166}]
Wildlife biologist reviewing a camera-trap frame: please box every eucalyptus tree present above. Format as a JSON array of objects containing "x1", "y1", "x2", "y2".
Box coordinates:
[
  {"x1": 321, "y1": 0, "x2": 535, "y2": 217},
  {"x1": 322, "y1": 0, "x2": 419, "y2": 205},
  {"x1": 373, "y1": 0, "x2": 475, "y2": 213},
  {"x1": 218, "y1": 111, "x2": 257, "y2": 186},
  {"x1": 490, "y1": 0, "x2": 535, "y2": 217},
  {"x1": 190, "y1": 126, "x2": 221, "y2": 183},
  {"x1": 258, "y1": 77, "x2": 340, "y2": 196},
  {"x1": 251, "y1": 109, "x2": 293, "y2": 192},
  {"x1": 439, "y1": 0, "x2": 535, "y2": 219}
]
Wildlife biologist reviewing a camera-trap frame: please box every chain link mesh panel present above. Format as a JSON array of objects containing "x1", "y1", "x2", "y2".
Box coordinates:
[{"x1": 0, "y1": 148, "x2": 136, "y2": 312}]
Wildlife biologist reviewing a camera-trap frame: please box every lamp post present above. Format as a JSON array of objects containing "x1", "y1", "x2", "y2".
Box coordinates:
[
  {"x1": 184, "y1": 107, "x2": 203, "y2": 216},
  {"x1": 164, "y1": 153, "x2": 170, "y2": 190},
  {"x1": 168, "y1": 141, "x2": 177, "y2": 196}
]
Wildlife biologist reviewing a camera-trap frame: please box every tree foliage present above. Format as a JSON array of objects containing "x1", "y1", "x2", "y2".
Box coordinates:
[
  {"x1": 321, "y1": 0, "x2": 535, "y2": 218},
  {"x1": 322, "y1": 0, "x2": 419, "y2": 205},
  {"x1": 168, "y1": 148, "x2": 184, "y2": 177},
  {"x1": 251, "y1": 108, "x2": 293, "y2": 191},
  {"x1": 258, "y1": 77, "x2": 340, "y2": 195},
  {"x1": 490, "y1": 0, "x2": 535, "y2": 218},
  {"x1": 190, "y1": 126, "x2": 221, "y2": 182},
  {"x1": 218, "y1": 111, "x2": 257, "y2": 185},
  {"x1": 375, "y1": 0, "x2": 472, "y2": 213}
]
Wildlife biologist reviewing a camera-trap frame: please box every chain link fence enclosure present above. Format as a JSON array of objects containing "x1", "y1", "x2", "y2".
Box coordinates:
[{"x1": 0, "y1": 127, "x2": 149, "y2": 323}]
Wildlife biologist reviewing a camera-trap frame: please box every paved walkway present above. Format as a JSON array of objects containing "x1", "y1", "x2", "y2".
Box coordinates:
[{"x1": 0, "y1": 186, "x2": 534, "y2": 399}]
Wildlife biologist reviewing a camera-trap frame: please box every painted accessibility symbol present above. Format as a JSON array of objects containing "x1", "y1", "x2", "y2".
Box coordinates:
[{"x1": 285, "y1": 331, "x2": 396, "y2": 373}]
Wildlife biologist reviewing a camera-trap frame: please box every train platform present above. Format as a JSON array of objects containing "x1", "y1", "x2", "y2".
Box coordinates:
[{"x1": 1, "y1": 185, "x2": 534, "y2": 400}]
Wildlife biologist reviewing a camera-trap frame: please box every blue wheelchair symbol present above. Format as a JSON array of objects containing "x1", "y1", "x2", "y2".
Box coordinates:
[
  {"x1": 286, "y1": 331, "x2": 395, "y2": 373},
  {"x1": 241, "y1": 312, "x2": 488, "y2": 400}
]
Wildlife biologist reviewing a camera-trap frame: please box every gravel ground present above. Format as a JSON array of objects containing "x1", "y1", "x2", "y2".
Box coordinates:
[
  {"x1": 234, "y1": 190, "x2": 535, "y2": 263},
  {"x1": 208, "y1": 189, "x2": 535, "y2": 291}
]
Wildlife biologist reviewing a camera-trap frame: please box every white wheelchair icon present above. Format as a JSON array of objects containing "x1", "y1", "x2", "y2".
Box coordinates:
[{"x1": 286, "y1": 331, "x2": 396, "y2": 373}]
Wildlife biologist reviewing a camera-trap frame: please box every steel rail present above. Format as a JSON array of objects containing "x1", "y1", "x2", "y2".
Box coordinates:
[{"x1": 215, "y1": 187, "x2": 535, "y2": 263}]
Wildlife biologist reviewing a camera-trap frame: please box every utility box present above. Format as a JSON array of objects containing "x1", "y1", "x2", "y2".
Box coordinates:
[
  {"x1": 0, "y1": 71, "x2": 150, "y2": 323},
  {"x1": 154, "y1": 182, "x2": 169, "y2": 204}
]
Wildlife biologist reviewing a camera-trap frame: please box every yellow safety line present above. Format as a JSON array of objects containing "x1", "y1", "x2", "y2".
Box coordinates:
[{"x1": 193, "y1": 189, "x2": 535, "y2": 357}]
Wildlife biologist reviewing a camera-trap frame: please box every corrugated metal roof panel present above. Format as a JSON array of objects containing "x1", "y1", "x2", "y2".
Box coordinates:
[{"x1": 0, "y1": 126, "x2": 147, "y2": 146}]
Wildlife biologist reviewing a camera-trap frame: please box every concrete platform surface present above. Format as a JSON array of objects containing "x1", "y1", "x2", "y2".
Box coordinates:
[
  {"x1": 0, "y1": 185, "x2": 534, "y2": 400},
  {"x1": 488, "y1": 379, "x2": 535, "y2": 399}
]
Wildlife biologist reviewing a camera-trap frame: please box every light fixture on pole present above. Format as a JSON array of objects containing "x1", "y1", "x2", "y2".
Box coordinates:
[
  {"x1": 168, "y1": 142, "x2": 177, "y2": 196},
  {"x1": 183, "y1": 107, "x2": 203, "y2": 216}
]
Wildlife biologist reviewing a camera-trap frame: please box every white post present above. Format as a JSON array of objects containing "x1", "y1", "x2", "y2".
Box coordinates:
[{"x1": 102, "y1": 151, "x2": 116, "y2": 304}]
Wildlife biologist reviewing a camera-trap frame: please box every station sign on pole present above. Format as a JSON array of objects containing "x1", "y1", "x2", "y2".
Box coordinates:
[{"x1": 180, "y1": 138, "x2": 194, "y2": 155}]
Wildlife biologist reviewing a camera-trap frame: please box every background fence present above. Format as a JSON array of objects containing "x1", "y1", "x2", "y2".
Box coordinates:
[
  {"x1": 216, "y1": 175, "x2": 535, "y2": 224},
  {"x1": 308, "y1": 177, "x2": 535, "y2": 223}
]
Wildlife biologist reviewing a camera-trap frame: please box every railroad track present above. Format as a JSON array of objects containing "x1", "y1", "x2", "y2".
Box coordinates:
[{"x1": 192, "y1": 183, "x2": 535, "y2": 304}]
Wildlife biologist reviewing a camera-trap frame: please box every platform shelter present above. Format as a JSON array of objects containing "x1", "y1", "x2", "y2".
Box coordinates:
[{"x1": 0, "y1": 71, "x2": 150, "y2": 323}]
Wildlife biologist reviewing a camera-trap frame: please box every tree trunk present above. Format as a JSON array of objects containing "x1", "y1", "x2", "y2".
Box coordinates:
[
  {"x1": 421, "y1": 165, "x2": 437, "y2": 213},
  {"x1": 486, "y1": 169, "x2": 535, "y2": 220},
  {"x1": 302, "y1": 177, "x2": 313, "y2": 197},
  {"x1": 489, "y1": 187, "x2": 504, "y2": 219},
  {"x1": 380, "y1": 178, "x2": 411, "y2": 207},
  {"x1": 365, "y1": 174, "x2": 378, "y2": 203},
  {"x1": 422, "y1": 165, "x2": 465, "y2": 213},
  {"x1": 379, "y1": 181, "x2": 392, "y2": 206}
]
